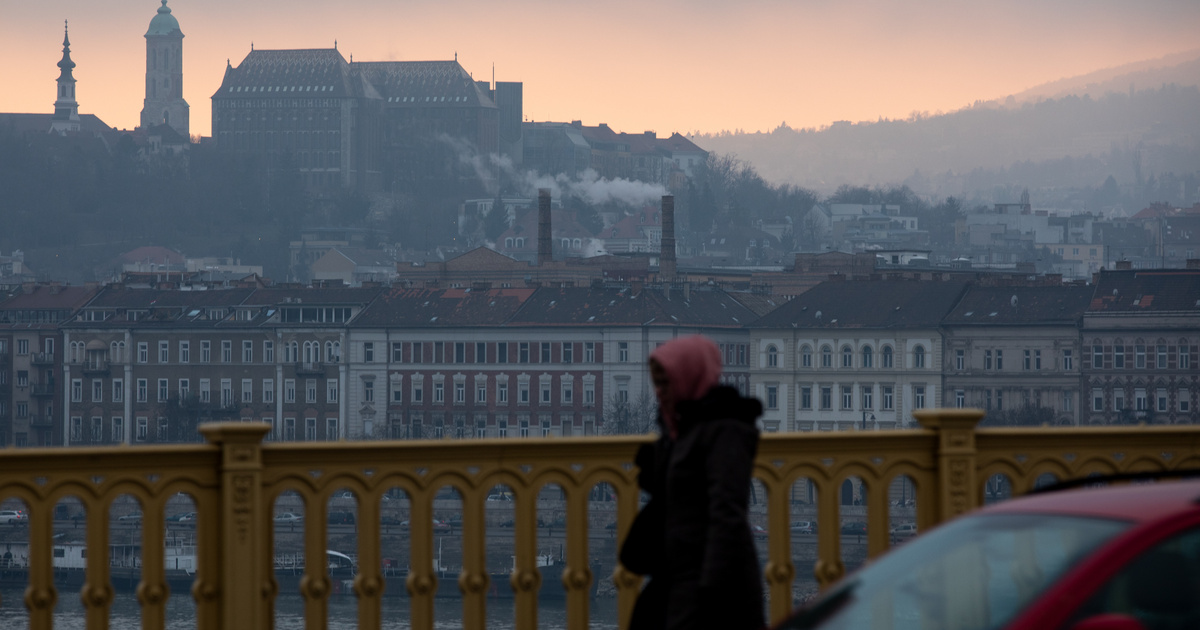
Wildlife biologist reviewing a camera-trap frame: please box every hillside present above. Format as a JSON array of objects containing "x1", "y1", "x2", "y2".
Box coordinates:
[{"x1": 696, "y1": 55, "x2": 1200, "y2": 204}]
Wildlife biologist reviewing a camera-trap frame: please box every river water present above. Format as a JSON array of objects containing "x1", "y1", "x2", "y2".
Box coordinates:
[{"x1": 0, "y1": 589, "x2": 620, "y2": 629}]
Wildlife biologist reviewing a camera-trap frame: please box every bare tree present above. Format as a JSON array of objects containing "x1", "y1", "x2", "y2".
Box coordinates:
[{"x1": 601, "y1": 392, "x2": 659, "y2": 435}]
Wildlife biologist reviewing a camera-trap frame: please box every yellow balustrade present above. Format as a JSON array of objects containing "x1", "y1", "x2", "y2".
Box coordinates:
[{"x1": 0, "y1": 408, "x2": 1198, "y2": 629}]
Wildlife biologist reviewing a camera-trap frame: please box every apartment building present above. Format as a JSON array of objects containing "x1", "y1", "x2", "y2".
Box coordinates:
[
  {"x1": 346, "y1": 284, "x2": 758, "y2": 440},
  {"x1": 941, "y1": 285, "x2": 1093, "y2": 425},
  {"x1": 1082, "y1": 268, "x2": 1200, "y2": 425},
  {"x1": 60, "y1": 285, "x2": 381, "y2": 445},
  {"x1": 747, "y1": 278, "x2": 970, "y2": 432},
  {"x1": 0, "y1": 284, "x2": 98, "y2": 446}
]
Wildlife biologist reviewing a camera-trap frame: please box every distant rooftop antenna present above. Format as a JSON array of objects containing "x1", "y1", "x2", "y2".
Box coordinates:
[{"x1": 334, "y1": 39, "x2": 337, "y2": 50}]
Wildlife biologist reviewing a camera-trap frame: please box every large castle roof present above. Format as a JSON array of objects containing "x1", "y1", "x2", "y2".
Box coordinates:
[
  {"x1": 212, "y1": 49, "x2": 380, "y2": 101},
  {"x1": 352, "y1": 60, "x2": 496, "y2": 109}
]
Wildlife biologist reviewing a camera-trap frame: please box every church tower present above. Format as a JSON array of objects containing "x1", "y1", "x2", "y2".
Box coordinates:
[
  {"x1": 49, "y1": 21, "x2": 81, "y2": 134},
  {"x1": 140, "y1": 0, "x2": 189, "y2": 139}
]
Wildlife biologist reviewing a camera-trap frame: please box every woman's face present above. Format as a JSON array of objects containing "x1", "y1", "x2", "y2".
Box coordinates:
[{"x1": 650, "y1": 359, "x2": 671, "y2": 408}]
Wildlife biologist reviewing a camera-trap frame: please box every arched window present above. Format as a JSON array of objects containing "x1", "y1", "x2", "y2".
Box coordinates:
[
  {"x1": 286, "y1": 341, "x2": 299, "y2": 363},
  {"x1": 862, "y1": 345, "x2": 873, "y2": 368},
  {"x1": 505, "y1": 238, "x2": 513, "y2": 248},
  {"x1": 800, "y1": 345, "x2": 813, "y2": 368},
  {"x1": 331, "y1": 342, "x2": 341, "y2": 362},
  {"x1": 913, "y1": 345, "x2": 926, "y2": 369},
  {"x1": 821, "y1": 345, "x2": 833, "y2": 368},
  {"x1": 304, "y1": 341, "x2": 317, "y2": 364},
  {"x1": 573, "y1": 239, "x2": 581, "y2": 249},
  {"x1": 562, "y1": 239, "x2": 570, "y2": 250},
  {"x1": 882, "y1": 346, "x2": 894, "y2": 368},
  {"x1": 841, "y1": 345, "x2": 853, "y2": 368},
  {"x1": 767, "y1": 345, "x2": 778, "y2": 368},
  {"x1": 324, "y1": 341, "x2": 335, "y2": 363}
]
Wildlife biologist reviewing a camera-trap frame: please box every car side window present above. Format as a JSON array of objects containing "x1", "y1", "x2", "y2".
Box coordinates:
[{"x1": 1065, "y1": 527, "x2": 1200, "y2": 630}]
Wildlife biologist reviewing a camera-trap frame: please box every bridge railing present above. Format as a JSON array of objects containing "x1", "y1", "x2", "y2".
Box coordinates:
[{"x1": 2, "y1": 408, "x2": 1199, "y2": 630}]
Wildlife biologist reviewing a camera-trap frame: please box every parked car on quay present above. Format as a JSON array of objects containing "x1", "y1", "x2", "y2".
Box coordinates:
[
  {"x1": 888, "y1": 522, "x2": 917, "y2": 539},
  {"x1": 776, "y1": 473, "x2": 1200, "y2": 630},
  {"x1": 273, "y1": 512, "x2": 302, "y2": 524},
  {"x1": 327, "y1": 511, "x2": 355, "y2": 525},
  {"x1": 117, "y1": 511, "x2": 143, "y2": 522},
  {"x1": 0, "y1": 510, "x2": 27, "y2": 525},
  {"x1": 839, "y1": 521, "x2": 867, "y2": 536},
  {"x1": 790, "y1": 521, "x2": 816, "y2": 534}
]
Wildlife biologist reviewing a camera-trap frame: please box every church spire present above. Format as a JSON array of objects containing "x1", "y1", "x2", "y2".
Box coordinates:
[
  {"x1": 50, "y1": 20, "x2": 81, "y2": 134},
  {"x1": 57, "y1": 20, "x2": 76, "y2": 81}
]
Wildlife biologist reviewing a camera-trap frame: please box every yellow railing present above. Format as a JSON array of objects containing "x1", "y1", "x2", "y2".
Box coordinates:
[{"x1": 1, "y1": 408, "x2": 1199, "y2": 629}]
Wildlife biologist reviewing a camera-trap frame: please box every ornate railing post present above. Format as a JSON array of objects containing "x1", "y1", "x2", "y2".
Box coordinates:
[
  {"x1": 200, "y1": 422, "x2": 271, "y2": 630},
  {"x1": 914, "y1": 408, "x2": 985, "y2": 524}
]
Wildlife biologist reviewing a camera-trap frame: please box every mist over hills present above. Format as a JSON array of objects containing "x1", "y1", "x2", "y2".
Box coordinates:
[{"x1": 696, "y1": 53, "x2": 1200, "y2": 209}]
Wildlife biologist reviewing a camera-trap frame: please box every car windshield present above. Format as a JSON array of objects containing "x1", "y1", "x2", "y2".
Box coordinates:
[{"x1": 782, "y1": 512, "x2": 1129, "y2": 630}]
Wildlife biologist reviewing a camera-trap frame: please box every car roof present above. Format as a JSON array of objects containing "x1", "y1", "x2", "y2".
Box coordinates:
[{"x1": 983, "y1": 478, "x2": 1200, "y2": 522}]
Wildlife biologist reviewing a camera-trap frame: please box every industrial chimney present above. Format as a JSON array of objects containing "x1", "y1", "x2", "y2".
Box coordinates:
[
  {"x1": 537, "y1": 188, "x2": 552, "y2": 267},
  {"x1": 660, "y1": 195, "x2": 677, "y2": 281}
]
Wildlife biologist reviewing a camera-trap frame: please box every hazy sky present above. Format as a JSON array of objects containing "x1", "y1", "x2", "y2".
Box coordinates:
[{"x1": 3, "y1": 0, "x2": 1198, "y2": 139}]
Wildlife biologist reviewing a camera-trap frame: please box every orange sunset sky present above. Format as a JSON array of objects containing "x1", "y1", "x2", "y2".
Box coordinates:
[{"x1": 2, "y1": 0, "x2": 1198, "y2": 140}]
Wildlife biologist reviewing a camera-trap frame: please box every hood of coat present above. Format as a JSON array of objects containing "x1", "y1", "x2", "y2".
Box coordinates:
[{"x1": 649, "y1": 335, "x2": 723, "y2": 437}]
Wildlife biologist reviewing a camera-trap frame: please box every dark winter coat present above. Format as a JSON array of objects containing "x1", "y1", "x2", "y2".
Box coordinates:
[
  {"x1": 663, "y1": 385, "x2": 764, "y2": 630},
  {"x1": 620, "y1": 427, "x2": 673, "y2": 630}
]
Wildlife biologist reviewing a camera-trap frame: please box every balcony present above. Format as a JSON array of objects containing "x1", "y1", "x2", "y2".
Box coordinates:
[
  {"x1": 80, "y1": 360, "x2": 110, "y2": 376},
  {"x1": 0, "y1": 409, "x2": 1196, "y2": 629},
  {"x1": 30, "y1": 383, "x2": 56, "y2": 397},
  {"x1": 29, "y1": 352, "x2": 54, "y2": 366},
  {"x1": 294, "y1": 361, "x2": 325, "y2": 376},
  {"x1": 30, "y1": 414, "x2": 53, "y2": 427}
]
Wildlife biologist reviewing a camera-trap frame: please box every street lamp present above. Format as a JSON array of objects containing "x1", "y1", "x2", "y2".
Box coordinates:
[{"x1": 861, "y1": 411, "x2": 875, "y2": 430}]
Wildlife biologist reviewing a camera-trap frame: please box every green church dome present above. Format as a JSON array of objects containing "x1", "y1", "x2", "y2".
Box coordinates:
[{"x1": 146, "y1": 0, "x2": 183, "y2": 37}]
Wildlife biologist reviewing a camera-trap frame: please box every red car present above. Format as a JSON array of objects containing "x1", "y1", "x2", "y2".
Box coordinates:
[{"x1": 776, "y1": 474, "x2": 1200, "y2": 630}]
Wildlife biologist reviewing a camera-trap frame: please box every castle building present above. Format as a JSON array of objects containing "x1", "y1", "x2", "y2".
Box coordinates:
[
  {"x1": 212, "y1": 48, "x2": 520, "y2": 194},
  {"x1": 210, "y1": 48, "x2": 385, "y2": 192},
  {"x1": 140, "y1": 0, "x2": 190, "y2": 138}
]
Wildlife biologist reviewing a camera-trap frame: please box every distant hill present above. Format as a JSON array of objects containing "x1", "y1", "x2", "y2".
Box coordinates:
[
  {"x1": 696, "y1": 53, "x2": 1200, "y2": 203},
  {"x1": 999, "y1": 49, "x2": 1200, "y2": 106}
]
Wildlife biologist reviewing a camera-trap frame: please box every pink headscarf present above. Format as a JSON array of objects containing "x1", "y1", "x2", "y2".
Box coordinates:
[{"x1": 649, "y1": 335, "x2": 723, "y2": 438}]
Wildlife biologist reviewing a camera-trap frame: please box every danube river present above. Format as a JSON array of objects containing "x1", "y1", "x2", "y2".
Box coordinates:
[{"x1": 0, "y1": 590, "x2": 621, "y2": 629}]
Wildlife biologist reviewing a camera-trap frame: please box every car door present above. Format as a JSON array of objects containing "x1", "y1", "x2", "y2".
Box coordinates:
[{"x1": 1054, "y1": 525, "x2": 1200, "y2": 630}]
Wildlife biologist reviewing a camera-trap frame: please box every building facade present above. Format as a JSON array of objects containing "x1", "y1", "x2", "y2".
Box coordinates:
[
  {"x1": 1082, "y1": 268, "x2": 1200, "y2": 425},
  {"x1": 747, "y1": 278, "x2": 970, "y2": 432},
  {"x1": 941, "y1": 285, "x2": 1093, "y2": 425}
]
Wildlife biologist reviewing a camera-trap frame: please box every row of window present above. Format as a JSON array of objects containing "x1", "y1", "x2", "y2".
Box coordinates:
[
  {"x1": 380, "y1": 374, "x2": 598, "y2": 407},
  {"x1": 70, "y1": 378, "x2": 339, "y2": 406},
  {"x1": 957, "y1": 389, "x2": 1075, "y2": 412},
  {"x1": 367, "y1": 341, "x2": 605, "y2": 364},
  {"x1": 951, "y1": 348, "x2": 1075, "y2": 371},
  {"x1": 68, "y1": 416, "x2": 339, "y2": 443},
  {"x1": 766, "y1": 344, "x2": 925, "y2": 369},
  {"x1": 1090, "y1": 387, "x2": 1194, "y2": 413},
  {"x1": 69, "y1": 340, "x2": 293, "y2": 365},
  {"x1": 393, "y1": 412, "x2": 598, "y2": 439},
  {"x1": 761, "y1": 383, "x2": 924, "y2": 412},
  {"x1": 1090, "y1": 344, "x2": 1192, "y2": 370}
]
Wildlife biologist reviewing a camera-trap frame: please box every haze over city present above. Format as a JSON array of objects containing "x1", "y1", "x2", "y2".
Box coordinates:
[{"x1": 3, "y1": 0, "x2": 1199, "y2": 142}]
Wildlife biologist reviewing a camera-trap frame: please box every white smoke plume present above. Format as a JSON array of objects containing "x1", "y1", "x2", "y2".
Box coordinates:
[{"x1": 446, "y1": 134, "x2": 667, "y2": 209}]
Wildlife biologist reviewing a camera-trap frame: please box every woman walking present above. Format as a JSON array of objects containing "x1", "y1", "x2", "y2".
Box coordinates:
[{"x1": 624, "y1": 335, "x2": 765, "y2": 630}]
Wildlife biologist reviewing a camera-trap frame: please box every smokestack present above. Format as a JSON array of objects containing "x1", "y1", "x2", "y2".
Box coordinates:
[
  {"x1": 660, "y1": 195, "x2": 677, "y2": 281},
  {"x1": 537, "y1": 188, "x2": 552, "y2": 267}
]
